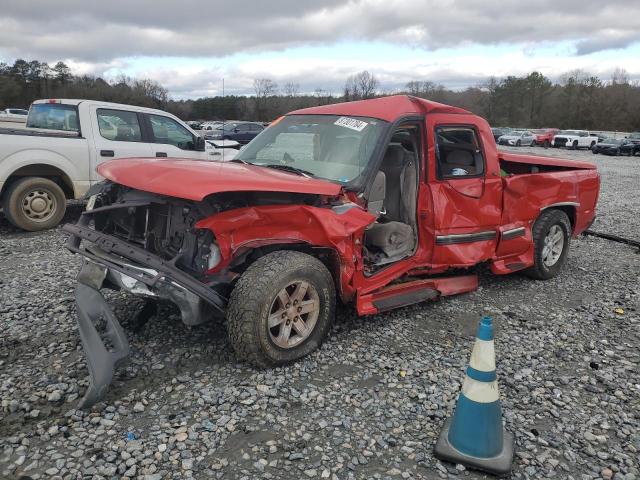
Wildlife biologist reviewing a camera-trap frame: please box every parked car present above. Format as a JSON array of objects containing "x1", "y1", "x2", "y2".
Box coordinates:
[
  {"x1": 625, "y1": 132, "x2": 640, "y2": 146},
  {"x1": 62, "y1": 94, "x2": 600, "y2": 407},
  {"x1": 491, "y1": 127, "x2": 512, "y2": 141},
  {"x1": 531, "y1": 128, "x2": 559, "y2": 147},
  {"x1": 0, "y1": 108, "x2": 29, "y2": 129},
  {"x1": 591, "y1": 138, "x2": 638, "y2": 156},
  {"x1": 497, "y1": 130, "x2": 535, "y2": 146},
  {"x1": 187, "y1": 121, "x2": 203, "y2": 130},
  {"x1": 0, "y1": 99, "x2": 239, "y2": 231},
  {"x1": 552, "y1": 130, "x2": 599, "y2": 150},
  {"x1": 206, "y1": 121, "x2": 265, "y2": 144},
  {"x1": 200, "y1": 121, "x2": 224, "y2": 131},
  {"x1": 0, "y1": 108, "x2": 29, "y2": 121}
]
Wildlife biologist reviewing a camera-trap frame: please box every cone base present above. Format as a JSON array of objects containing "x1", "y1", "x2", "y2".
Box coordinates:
[{"x1": 434, "y1": 418, "x2": 514, "y2": 477}]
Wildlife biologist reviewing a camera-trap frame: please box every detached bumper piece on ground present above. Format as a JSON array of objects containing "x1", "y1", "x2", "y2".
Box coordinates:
[{"x1": 434, "y1": 316, "x2": 514, "y2": 476}]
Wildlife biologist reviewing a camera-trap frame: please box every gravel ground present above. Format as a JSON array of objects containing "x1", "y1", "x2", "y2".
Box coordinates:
[{"x1": 1, "y1": 146, "x2": 638, "y2": 480}]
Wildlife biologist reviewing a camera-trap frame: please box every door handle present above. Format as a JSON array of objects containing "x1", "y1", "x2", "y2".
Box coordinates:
[
  {"x1": 100, "y1": 150, "x2": 114, "y2": 157},
  {"x1": 156, "y1": 152, "x2": 167, "y2": 158}
]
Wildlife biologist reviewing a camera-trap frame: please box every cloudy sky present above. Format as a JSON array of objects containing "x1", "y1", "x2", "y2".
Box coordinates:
[{"x1": 1, "y1": 0, "x2": 639, "y2": 99}]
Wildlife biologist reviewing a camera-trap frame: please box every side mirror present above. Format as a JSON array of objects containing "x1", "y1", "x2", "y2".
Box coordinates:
[
  {"x1": 195, "y1": 136, "x2": 205, "y2": 151},
  {"x1": 367, "y1": 171, "x2": 386, "y2": 217}
]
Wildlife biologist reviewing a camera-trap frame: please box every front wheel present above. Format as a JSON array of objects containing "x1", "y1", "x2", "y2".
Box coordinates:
[
  {"x1": 3, "y1": 177, "x2": 67, "y2": 231},
  {"x1": 543, "y1": 140, "x2": 550, "y2": 148},
  {"x1": 525, "y1": 210, "x2": 571, "y2": 280},
  {"x1": 571, "y1": 140, "x2": 578, "y2": 150},
  {"x1": 516, "y1": 140, "x2": 521, "y2": 146},
  {"x1": 227, "y1": 251, "x2": 335, "y2": 367}
]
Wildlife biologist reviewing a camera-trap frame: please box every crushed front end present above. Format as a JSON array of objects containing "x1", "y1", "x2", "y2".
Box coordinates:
[{"x1": 63, "y1": 181, "x2": 233, "y2": 407}]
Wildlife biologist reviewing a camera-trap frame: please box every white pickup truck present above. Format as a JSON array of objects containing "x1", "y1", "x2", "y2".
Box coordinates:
[
  {"x1": 0, "y1": 99, "x2": 240, "y2": 231},
  {"x1": 551, "y1": 130, "x2": 599, "y2": 150}
]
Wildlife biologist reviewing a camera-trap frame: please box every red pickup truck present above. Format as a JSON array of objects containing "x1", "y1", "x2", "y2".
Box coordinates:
[
  {"x1": 63, "y1": 95, "x2": 600, "y2": 406},
  {"x1": 532, "y1": 128, "x2": 560, "y2": 147}
]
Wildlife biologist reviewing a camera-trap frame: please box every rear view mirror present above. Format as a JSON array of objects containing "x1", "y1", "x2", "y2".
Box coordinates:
[{"x1": 367, "y1": 171, "x2": 386, "y2": 216}]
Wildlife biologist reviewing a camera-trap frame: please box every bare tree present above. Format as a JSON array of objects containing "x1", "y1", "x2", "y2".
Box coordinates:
[
  {"x1": 611, "y1": 67, "x2": 629, "y2": 86},
  {"x1": 253, "y1": 78, "x2": 278, "y2": 98},
  {"x1": 344, "y1": 70, "x2": 379, "y2": 100},
  {"x1": 253, "y1": 78, "x2": 278, "y2": 121},
  {"x1": 283, "y1": 81, "x2": 300, "y2": 97}
]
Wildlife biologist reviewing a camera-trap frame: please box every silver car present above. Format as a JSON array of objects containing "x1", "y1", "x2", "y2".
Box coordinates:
[{"x1": 497, "y1": 130, "x2": 535, "y2": 146}]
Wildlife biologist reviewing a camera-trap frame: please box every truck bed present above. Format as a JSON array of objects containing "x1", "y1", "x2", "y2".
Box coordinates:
[
  {"x1": 499, "y1": 151, "x2": 596, "y2": 173},
  {"x1": 0, "y1": 127, "x2": 81, "y2": 138}
]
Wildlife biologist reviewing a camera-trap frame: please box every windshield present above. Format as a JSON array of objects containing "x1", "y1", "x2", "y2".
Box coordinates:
[
  {"x1": 27, "y1": 103, "x2": 79, "y2": 132},
  {"x1": 511, "y1": 130, "x2": 525, "y2": 135},
  {"x1": 235, "y1": 114, "x2": 388, "y2": 183},
  {"x1": 602, "y1": 138, "x2": 622, "y2": 144}
]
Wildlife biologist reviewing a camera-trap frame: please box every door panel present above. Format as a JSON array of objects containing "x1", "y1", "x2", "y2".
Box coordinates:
[
  {"x1": 90, "y1": 106, "x2": 153, "y2": 181},
  {"x1": 147, "y1": 114, "x2": 204, "y2": 160},
  {"x1": 427, "y1": 117, "x2": 503, "y2": 266}
]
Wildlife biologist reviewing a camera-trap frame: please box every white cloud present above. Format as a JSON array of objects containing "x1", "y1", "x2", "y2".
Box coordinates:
[{"x1": 2, "y1": 1, "x2": 639, "y2": 98}]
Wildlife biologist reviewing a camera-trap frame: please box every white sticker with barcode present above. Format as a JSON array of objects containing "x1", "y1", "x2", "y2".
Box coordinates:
[{"x1": 334, "y1": 116, "x2": 368, "y2": 132}]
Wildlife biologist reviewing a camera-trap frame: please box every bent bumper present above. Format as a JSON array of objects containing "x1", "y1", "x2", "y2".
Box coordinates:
[{"x1": 63, "y1": 222, "x2": 231, "y2": 407}]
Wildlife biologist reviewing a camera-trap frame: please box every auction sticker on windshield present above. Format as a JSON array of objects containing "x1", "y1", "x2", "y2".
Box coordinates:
[{"x1": 334, "y1": 117, "x2": 368, "y2": 132}]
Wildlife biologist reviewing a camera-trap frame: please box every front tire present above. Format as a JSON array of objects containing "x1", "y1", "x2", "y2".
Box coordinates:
[
  {"x1": 3, "y1": 177, "x2": 67, "y2": 231},
  {"x1": 571, "y1": 140, "x2": 578, "y2": 150},
  {"x1": 516, "y1": 140, "x2": 521, "y2": 147},
  {"x1": 543, "y1": 140, "x2": 550, "y2": 148},
  {"x1": 227, "y1": 251, "x2": 336, "y2": 367},
  {"x1": 525, "y1": 210, "x2": 571, "y2": 280}
]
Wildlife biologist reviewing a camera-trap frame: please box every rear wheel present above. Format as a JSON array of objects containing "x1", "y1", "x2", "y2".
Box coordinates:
[
  {"x1": 3, "y1": 177, "x2": 67, "y2": 231},
  {"x1": 590, "y1": 141, "x2": 596, "y2": 149},
  {"x1": 525, "y1": 210, "x2": 571, "y2": 280},
  {"x1": 227, "y1": 251, "x2": 335, "y2": 367}
]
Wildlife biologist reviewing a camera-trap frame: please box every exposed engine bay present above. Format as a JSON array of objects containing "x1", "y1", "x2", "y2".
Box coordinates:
[{"x1": 83, "y1": 181, "x2": 324, "y2": 278}]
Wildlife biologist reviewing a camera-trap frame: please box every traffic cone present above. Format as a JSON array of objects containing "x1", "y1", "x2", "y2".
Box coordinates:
[{"x1": 434, "y1": 316, "x2": 514, "y2": 476}]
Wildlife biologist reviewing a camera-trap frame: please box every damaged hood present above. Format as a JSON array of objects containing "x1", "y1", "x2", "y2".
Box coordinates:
[{"x1": 97, "y1": 158, "x2": 342, "y2": 201}]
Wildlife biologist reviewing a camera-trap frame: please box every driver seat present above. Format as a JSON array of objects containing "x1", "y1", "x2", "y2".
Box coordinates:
[{"x1": 365, "y1": 144, "x2": 417, "y2": 259}]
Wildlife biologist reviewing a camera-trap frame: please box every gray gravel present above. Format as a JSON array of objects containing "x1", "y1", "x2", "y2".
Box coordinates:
[{"x1": 1, "y1": 146, "x2": 639, "y2": 480}]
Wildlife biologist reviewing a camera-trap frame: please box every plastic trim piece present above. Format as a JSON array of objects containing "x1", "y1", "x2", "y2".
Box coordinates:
[
  {"x1": 501, "y1": 227, "x2": 525, "y2": 240},
  {"x1": 436, "y1": 231, "x2": 496, "y2": 245}
]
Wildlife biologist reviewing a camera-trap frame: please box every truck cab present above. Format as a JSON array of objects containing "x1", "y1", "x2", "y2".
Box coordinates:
[{"x1": 63, "y1": 95, "x2": 600, "y2": 406}]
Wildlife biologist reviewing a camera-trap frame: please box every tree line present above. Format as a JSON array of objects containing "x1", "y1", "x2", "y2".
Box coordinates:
[{"x1": 2, "y1": 58, "x2": 639, "y2": 131}]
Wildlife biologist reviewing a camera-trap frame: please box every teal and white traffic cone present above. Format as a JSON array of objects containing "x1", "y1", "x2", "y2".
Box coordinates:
[{"x1": 434, "y1": 316, "x2": 514, "y2": 476}]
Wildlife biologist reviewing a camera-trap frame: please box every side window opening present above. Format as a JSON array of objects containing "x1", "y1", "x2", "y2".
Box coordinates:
[
  {"x1": 97, "y1": 109, "x2": 142, "y2": 142},
  {"x1": 149, "y1": 115, "x2": 195, "y2": 150},
  {"x1": 435, "y1": 126, "x2": 485, "y2": 178}
]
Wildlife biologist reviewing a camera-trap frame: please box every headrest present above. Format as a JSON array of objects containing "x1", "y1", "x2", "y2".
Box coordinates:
[
  {"x1": 446, "y1": 149, "x2": 474, "y2": 166},
  {"x1": 383, "y1": 144, "x2": 406, "y2": 167}
]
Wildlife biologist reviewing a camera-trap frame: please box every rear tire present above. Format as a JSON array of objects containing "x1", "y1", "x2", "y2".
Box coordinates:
[
  {"x1": 3, "y1": 177, "x2": 67, "y2": 231},
  {"x1": 227, "y1": 251, "x2": 335, "y2": 368},
  {"x1": 525, "y1": 210, "x2": 571, "y2": 280}
]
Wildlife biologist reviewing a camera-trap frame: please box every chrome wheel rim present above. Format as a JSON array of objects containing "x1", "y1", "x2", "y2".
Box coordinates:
[
  {"x1": 542, "y1": 225, "x2": 564, "y2": 267},
  {"x1": 21, "y1": 188, "x2": 57, "y2": 222},
  {"x1": 268, "y1": 280, "x2": 319, "y2": 349}
]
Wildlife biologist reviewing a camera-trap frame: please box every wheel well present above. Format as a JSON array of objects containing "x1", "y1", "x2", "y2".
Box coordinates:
[
  {"x1": 229, "y1": 243, "x2": 343, "y2": 297},
  {"x1": 545, "y1": 206, "x2": 576, "y2": 232},
  {"x1": 1, "y1": 165, "x2": 75, "y2": 199}
]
